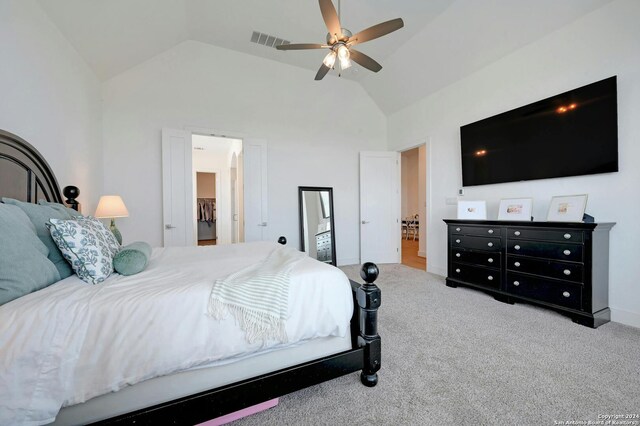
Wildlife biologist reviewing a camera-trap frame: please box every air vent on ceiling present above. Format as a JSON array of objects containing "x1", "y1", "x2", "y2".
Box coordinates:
[{"x1": 251, "y1": 31, "x2": 290, "y2": 49}]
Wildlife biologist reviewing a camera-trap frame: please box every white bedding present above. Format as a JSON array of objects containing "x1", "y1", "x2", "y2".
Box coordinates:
[{"x1": 0, "y1": 241, "x2": 353, "y2": 426}]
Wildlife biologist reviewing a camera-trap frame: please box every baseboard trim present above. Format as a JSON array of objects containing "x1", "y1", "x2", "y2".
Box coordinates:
[
  {"x1": 337, "y1": 257, "x2": 361, "y2": 267},
  {"x1": 418, "y1": 251, "x2": 426, "y2": 258},
  {"x1": 428, "y1": 265, "x2": 446, "y2": 277},
  {"x1": 611, "y1": 308, "x2": 640, "y2": 328}
]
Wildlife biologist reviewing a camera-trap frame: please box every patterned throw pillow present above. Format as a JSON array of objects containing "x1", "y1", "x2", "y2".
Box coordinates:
[{"x1": 47, "y1": 217, "x2": 121, "y2": 284}]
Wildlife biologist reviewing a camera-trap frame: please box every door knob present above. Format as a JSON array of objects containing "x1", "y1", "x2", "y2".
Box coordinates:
[
  {"x1": 165, "y1": 224, "x2": 176, "y2": 229},
  {"x1": 258, "y1": 222, "x2": 267, "y2": 227},
  {"x1": 361, "y1": 220, "x2": 370, "y2": 224}
]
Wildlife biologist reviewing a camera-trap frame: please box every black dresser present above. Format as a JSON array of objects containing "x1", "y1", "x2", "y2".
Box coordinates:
[
  {"x1": 315, "y1": 230, "x2": 332, "y2": 263},
  {"x1": 443, "y1": 219, "x2": 615, "y2": 328}
]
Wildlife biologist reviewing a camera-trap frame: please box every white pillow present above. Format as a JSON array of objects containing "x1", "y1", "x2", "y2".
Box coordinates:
[{"x1": 47, "y1": 217, "x2": 121, "y2": 284}]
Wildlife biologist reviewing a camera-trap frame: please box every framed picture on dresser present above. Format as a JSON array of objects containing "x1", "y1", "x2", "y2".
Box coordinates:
[
  {"x1": 457, "y1": 200, "x2": 487, "y2": 220},
  {"x1": 547, "y1": 194, "x2": 588, "y2": 222},
  {"x1": 498, "y1": 198, "x2": 533, "y2": 221}
]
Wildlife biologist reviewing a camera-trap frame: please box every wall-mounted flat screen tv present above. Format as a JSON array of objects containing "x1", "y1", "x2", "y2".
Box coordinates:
[{"x1": 460, "y1": 76, "x2": 618, "y2": 187}]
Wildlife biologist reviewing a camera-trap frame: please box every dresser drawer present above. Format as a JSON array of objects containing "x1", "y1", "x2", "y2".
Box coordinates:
[
  {"x1": 451, "y1": 249, "x2": 501, "y2": 268},
  {"x1": 317, "y1": 239, "x2": 331, "y2": 249},
  {"x1": 507, "y1": 227, "x2": 584, "y2": 243},
  {"x1": 506, "y1": 240, "x2": 583, "y2": 262},
  {"x1": 506, "y1": 273, "x2": 582, "y2": 310},
  {"x1": 506, "y1": 256, "x2": 583, "y2": 283},
  {"x1": 451, "y1": 235, "x2": 502, "y2": 252},
  {"x1": 450, "y1": 263, "x2": 500, "y2": 289},
  {"x1": 450, "y1": 225, "x2": 500, "y2": 237}
]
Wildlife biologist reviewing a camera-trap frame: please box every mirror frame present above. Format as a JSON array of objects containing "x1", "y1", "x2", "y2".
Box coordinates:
[{"x1": 298, "y1": 186, "x2": 337, "y2": 266}]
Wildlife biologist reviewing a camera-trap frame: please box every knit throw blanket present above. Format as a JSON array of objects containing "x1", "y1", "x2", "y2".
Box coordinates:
[{"x1": 208, "y1": 246, "x2": 305, "y2": 343}]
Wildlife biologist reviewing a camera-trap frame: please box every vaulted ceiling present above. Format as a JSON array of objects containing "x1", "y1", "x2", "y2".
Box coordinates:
[{"x1": 37, "y1": 0, "x2": 613, "y2": 114}]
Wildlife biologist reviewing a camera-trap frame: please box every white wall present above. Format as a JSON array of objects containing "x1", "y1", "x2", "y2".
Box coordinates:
[
  {"x1": 0, "y1": 0, "x2": 102, "y2": 212},
  {"x1": 102, "y1": 40, "x2": 387, "y2": 265},
  {"x1": 387, "y1": 0, "x2": 640, "y2": 327},
  {"x1": 401, "y1": 148, "x2": 419, "y2": 218}
]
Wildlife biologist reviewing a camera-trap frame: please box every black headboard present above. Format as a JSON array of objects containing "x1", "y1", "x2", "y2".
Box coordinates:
[{"x1": 0, "y1": 129, "x2": 64, "y2": 204}]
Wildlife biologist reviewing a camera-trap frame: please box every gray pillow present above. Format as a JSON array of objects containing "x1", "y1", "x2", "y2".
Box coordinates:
[
  {"x1": 0, "y1": 204, "x2": 61, "y2": 306},
  {"x1": 113, "y1": 242, "x2": 152, "y2": 276},
  {"x1": 38, "y1": 199, "x2": 83, "y2": 218},
  {"x1": 2, "y1": 198, "x2": 75, "y2": 279}
]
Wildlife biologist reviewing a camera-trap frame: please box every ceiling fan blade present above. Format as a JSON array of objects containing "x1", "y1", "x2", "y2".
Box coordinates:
[
  {"x1": 276, "y1": 43, "x2": 326, "y2": 51},
  {"x1": 315, "y1": 63, "x2": 331, "y2": 81},
  {"x1": 348, "y1": 18, "x2": 404, "y2": 46},
  {"x1": 349, "y1": 49, "x2": 382, "y2": 72},
  {"x1": 319, "y1": 0, "x2": 343, "y2": 42}
]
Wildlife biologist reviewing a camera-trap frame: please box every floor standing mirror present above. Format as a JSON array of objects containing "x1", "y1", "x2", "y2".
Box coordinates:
[{"x1": 298, "y1": 186, "x2": 336, "y2": 266}]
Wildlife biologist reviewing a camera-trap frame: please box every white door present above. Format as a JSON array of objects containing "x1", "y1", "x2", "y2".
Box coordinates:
[
  {"x1": 243, "y1": 139, "x2": 268, "y2": 242},
  {"x1": 360, "y1": 151, "x2": 400, "y2": 264},
  {"x1": 162, "y1": 128, "x2": 195, "y2": 247}
]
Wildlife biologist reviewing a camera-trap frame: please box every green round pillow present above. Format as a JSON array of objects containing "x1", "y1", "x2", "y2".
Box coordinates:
[{"x1": 113, "y1": 242, "x2": 152, "y2": 276}]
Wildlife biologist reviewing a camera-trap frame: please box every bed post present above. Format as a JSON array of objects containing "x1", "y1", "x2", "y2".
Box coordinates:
[
  {"x1": 63, "y1": 185, "x2": 80, "y2": 211},
  {"x1": 358, "y1": 262, "x2": 381, "y2": 387}
]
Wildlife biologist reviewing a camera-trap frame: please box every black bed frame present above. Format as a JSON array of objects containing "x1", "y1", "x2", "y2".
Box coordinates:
[{"x1": 0, "y1": 129, "x2": 382, "y2": 425}]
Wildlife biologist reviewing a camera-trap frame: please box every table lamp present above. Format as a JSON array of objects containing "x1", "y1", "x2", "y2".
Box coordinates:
[{"x1": 95, "y1": 195, "x2": 129, "y2": 244}]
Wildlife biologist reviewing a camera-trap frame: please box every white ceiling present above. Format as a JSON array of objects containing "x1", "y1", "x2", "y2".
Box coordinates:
[{"x1": 37, "y1": 0, "x2": 613, "y2": 114}]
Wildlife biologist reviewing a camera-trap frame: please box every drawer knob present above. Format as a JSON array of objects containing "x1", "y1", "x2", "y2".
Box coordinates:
[
  {"x1": 563, "y1": 269, "x2": 571, "y2": 276},
  {"x1": 455, "y1": 268, "x2": 461, "y2": 273},
  {"x1": 455, "y1": 253, "x2": 461, "y2": 258},
  {"x1": 562, "y1": 291, "x2": 571, "y2": 298},
  {"x1": 455, "y1": 239, "x2": 461, "y2": 243},
  {"x1": 563, "y1": 249, "x2": 571, "y2": 256},
  {"x1": 514, "y1": 231, "x2": 521, "y2": 236},
  {"x1": 487, "y1": 275, "x2": 493, "y2": 281},
  {"x1": 564, "y1": 233, "x2": 572, "y2": 240},
  {"x1": 487, "y1": 242, "x2": 493, "y2": 247},
  {"x1": 513, "y1": 281, "x2": 520, "y2": 286},
  {"x1": 488, "y1": 258, "x2": 494, "y2": 263},
  {"x1": 514, "y1": 261, "x2": 521, "y2": 267},
  {"x1": 514, "y1": 245, "x2": 521, "y2": 250},
  {"x1": 488, "y1": 229, "x2": 494, "y2": 234},
  {"x1": 455, "y1": 227, "x2": 461, "y2": 232}
]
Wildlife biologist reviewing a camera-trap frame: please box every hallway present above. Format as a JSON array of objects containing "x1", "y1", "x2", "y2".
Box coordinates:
[{"x1": 401, "y1": 238, "x2": 425, "y2": 270}]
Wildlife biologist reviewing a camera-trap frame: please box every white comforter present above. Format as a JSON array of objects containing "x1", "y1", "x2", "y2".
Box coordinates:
[{"x1": 0, "y1": 242, "x2": 353, "y2": 426}]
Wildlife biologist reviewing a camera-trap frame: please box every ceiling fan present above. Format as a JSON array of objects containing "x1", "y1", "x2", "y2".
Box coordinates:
[{"x1": 276, "y1": 0, "x2": 404, "y2": 80}]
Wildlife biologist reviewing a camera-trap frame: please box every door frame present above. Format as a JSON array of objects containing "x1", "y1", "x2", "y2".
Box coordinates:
[
  {"x1": 397, "y1": 138, "x2": 430, "y2": 266},
  {"x1": 184, "y1": 126, "x2": 247, "y2": 245},
  {"x1": 193, "y1": 169, "x2": 221, "y2": 243}
]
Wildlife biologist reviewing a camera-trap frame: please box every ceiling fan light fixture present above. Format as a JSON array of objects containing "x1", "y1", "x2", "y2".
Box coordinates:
[
  {"x1": 339, "y1": 56, "x2": 352, "y2": 70},
  {"x1": 276, "y1": 0, "x2": 404, "y2": 80},
  {"x1": 336, "y1": 44, "x2": 350, "y2": 61},
  {"x1": 323, "y1": 51, "x2": 337, "y2": 68}
]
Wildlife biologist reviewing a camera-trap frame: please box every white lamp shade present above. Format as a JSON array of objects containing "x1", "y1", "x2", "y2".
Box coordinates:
[{"x1": 95, "y1": 195, "x2": 129, "y2": 218}]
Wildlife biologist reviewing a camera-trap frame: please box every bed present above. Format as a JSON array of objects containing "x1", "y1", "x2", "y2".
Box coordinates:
[{"x1": 0, "y1": 129, "x2": 382, "y2": 425}]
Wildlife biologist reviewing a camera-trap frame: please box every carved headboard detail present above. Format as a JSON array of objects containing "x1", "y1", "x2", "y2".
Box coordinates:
[{"x1": 0, "y1": 129, "x2": 64, "y2": 204}]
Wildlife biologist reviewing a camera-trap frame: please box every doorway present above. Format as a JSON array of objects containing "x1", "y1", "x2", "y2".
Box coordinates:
[
  {"x1": 400, "y1": 145, "x2": 426, "y2": 270},
  {"x1": 196, "y1": 172, "x2": 217, "y2": 245},
  {"x1": 192, "y1": 134, "x2": 243, "y2": 245}
]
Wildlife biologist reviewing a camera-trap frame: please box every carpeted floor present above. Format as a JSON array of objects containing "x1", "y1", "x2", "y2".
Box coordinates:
[{"x1": 235, "y1": 264, "x2": 640, "y2": 426}]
